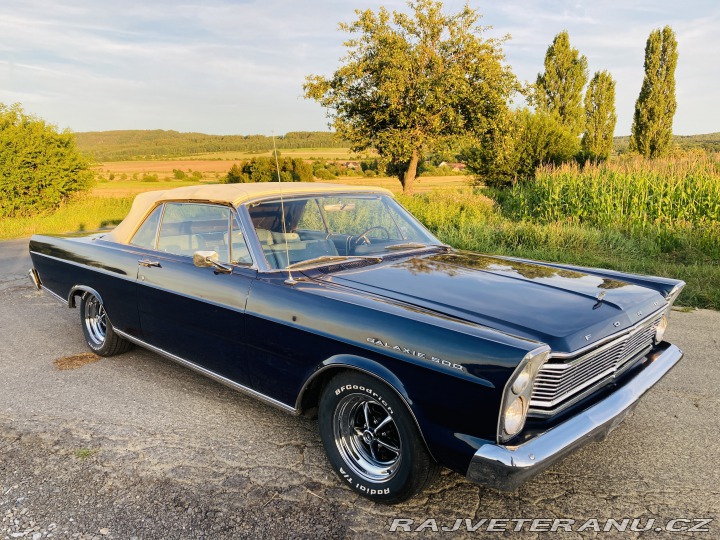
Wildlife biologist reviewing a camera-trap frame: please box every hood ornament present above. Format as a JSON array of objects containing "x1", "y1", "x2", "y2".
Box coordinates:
[{"x1": 593, "y1": 290, "x2": 607, "y2": 310}]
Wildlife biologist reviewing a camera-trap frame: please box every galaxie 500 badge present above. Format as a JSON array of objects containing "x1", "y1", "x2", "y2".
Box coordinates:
[{"x1": 366, "y1": 337, "x2": 464, "y2": 371}]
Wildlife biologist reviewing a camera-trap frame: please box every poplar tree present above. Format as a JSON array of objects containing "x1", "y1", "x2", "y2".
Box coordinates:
[
  {"x1": 535, "y1": 31, "x2": 588, "y2": 140},
  {"x1": 630, "y1": 26, "x2": 678, "y2": 158},
  {"x1": 581, "y1": 71, "x2": 617, "y2": 161}
]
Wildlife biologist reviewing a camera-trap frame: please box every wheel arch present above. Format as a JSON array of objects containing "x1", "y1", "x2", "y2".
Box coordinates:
[
  {"x1": 68, "y1": 285, "x2": 103, "y2": 308},
  {"x1": 296, "y1": 355, "x2": 436, "y2": 462}
]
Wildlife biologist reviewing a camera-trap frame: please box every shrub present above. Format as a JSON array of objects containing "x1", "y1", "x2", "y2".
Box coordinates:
[
  {"x1": 240, "y1": 157, "x2": 313, "y2": 182},
  {"x1": 0, "y1": 103, "x2": 93, "y2": 217}
]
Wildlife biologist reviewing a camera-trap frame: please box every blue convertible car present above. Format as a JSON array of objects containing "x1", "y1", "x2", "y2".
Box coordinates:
[{"x1": 29, "y1": 182, "x2": 685, "y2": 502}]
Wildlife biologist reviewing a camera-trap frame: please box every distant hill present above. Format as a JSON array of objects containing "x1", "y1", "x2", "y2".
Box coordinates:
[
  {"x1": 614, "y1": 132, "x2": 720, "y2": 153},
  {"x1": 74, "y1": 130, "x2": 349, "y2": 161},
  {"x1": 75, "y1": 128, "x2": 719, "y2": 162}
]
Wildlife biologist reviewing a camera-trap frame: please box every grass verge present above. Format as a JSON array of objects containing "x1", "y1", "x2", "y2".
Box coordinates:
[{"x1": 0, "y1": 196, "x2": 132, "y2": 240}]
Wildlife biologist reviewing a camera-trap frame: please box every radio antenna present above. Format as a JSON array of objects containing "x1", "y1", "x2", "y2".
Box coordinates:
[{"x1": 273, "y1": 132, "x2": 296, "y2": 285}]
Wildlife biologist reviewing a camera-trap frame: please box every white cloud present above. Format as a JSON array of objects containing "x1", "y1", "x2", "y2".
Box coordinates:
[{"x1": 0, "y1": 0, "x2": 717, "y2": 135}]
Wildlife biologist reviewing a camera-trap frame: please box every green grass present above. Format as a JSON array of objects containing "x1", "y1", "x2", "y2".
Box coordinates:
[
  {"x1": 0, "y1": 196, "x2": 132, "y2": 240},
  {"x1": 74, "y1": 448, "x2": 98, "y2": 460}
]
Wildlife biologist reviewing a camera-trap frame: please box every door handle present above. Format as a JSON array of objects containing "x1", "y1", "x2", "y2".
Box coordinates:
[{"x1": 138, "y1": 259, "x2": 161, "y2": 268}]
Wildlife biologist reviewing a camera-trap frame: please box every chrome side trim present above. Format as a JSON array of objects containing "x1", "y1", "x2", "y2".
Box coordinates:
[
  {"x1": 466, "y1": 343, "x2": 683, "y2": 491},
  {"x1": 30, "y1": 251, "x2": 136, "y2": 285},
  {"x1": 113, "y1": 329, "x2": 297, "y2": 415},
  {"x1": 40, "y1": 285, "x2": 66, "y2": 305}
]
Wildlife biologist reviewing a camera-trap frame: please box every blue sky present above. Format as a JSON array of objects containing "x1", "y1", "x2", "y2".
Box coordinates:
[{"x1": 1, "y1": 0, "x2": 717, "y2": 136}]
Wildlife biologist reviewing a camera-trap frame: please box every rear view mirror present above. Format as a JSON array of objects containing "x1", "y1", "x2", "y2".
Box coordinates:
[{"x1": 323, "y1": 203, "x2": 356, "y2": 212}]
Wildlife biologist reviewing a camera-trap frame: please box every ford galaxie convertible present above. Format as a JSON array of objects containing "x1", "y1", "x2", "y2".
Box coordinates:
[{"x1": 29, "y1": 182, "x2": 685, "y2": 503}]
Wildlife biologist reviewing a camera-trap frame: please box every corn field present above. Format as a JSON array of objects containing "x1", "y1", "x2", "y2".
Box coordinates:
[{"x1": 510, "y1": 155, "x2": 720, "y2": 228}]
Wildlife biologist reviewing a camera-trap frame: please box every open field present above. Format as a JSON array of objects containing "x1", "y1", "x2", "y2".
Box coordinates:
[
  {"x1": 188, "y1": 147, "x2": 362, "y2": 160},
  {"x1": 91, "y1": 168, "x2": 469, "y2": 198}
]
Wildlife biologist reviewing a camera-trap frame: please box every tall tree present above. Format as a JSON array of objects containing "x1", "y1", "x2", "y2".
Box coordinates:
[
  {"x1": 535, "y1": 31, "x2": 588, "y2": 140},
  {"x1": 304, "y1": 0, "x2": 516, "y2": 194},
  {"x1": 581, "y1": 71, "x2": 617, "y2": 161},
  {"x1": 630, "y1": 26, "x2": 678, "y2": 158}
]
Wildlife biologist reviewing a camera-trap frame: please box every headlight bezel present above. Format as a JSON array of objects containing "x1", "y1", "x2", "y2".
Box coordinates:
[
  {"x1": 497, "y1": 345, "x2": 550, "y2": 443},
  {"x1": 664, "y1": 281, "x2": 686, "y2": 307},
  {"x1": 654, "y1": 312, "x2": 668, "y2": 344}
]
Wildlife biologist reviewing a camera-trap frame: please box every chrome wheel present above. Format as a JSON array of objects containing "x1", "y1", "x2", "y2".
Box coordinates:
[
  {"x1": 333, "y1": 394, "x2": 402, "y2": 482},
  {"x1": 83, "y1": 294, "x2": 107, "y2": 346}
]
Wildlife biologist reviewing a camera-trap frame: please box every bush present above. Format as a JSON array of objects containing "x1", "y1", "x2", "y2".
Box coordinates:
[
  {"x1": 0, "y1": 103, "x2": 93, "y2": 217},
  {"x1": 314, "y1": 168, "x2": 335, "y2": 180},
  {"x1": 240, "y1": 157, "x2": 313, "y2": 182},
  {"x1": 464, "y1": 108, "x2": 578, "y2": 188}
]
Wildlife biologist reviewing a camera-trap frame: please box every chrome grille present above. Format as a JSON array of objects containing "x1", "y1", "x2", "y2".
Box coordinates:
[{"x1": 529, "y1": 312, "x2": 663, "y2": 414}]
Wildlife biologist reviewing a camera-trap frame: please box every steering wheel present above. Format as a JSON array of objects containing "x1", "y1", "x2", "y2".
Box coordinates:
[{"x1": 351, "y1": 226, "x2": 391, "y2": 247}]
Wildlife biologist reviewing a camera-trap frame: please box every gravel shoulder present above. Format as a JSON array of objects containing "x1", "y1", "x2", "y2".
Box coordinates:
[{"x1": 1, "y1": 240, "x2": 718, "y2": 539}]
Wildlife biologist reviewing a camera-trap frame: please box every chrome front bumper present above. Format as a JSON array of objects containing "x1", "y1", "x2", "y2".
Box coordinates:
[{"x1": 466, "y1": 343, "x2": 683, "y2": 491}]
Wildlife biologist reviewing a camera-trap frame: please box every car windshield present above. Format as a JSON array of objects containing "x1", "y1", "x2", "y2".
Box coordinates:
[{"x1": 247, "y1": 193, "x2": 442, "y2": 269}]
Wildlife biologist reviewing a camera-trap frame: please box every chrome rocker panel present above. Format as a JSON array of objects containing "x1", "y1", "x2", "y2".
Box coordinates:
[
  {"x1": 113, "y1": 329, "x2": 298, "y2": 415},
  {"x1": 466, "y1": 343, "x2": 683, "y2": 491}
]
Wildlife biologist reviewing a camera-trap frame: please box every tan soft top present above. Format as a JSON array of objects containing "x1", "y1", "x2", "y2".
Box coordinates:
[{"x1": 105, "y1": 182, "x2": 393, "y2": 244}]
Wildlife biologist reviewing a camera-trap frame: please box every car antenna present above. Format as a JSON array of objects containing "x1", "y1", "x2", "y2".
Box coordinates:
[{"x1": 273, "y1": 131, "x2": 296, "y2": 285}]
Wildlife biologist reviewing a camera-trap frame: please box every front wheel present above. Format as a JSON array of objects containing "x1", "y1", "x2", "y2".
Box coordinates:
[
  {"x1": 79, "y1": 292, "x2": 132, "y2": 357},
  {"x1": 318, "y1": 372, "x2": 439, "y2": 503}
]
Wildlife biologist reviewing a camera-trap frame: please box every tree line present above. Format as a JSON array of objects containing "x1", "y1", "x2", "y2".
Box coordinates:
[
  {"x1": 305, "y1": 0, "x2": 679, "y2": 193},
  {"x1": 74, "y1": 130, "x2": 349, "y2": 161}
]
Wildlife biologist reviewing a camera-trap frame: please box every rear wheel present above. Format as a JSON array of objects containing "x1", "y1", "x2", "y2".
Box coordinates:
[
  {"x1": 318, "y1": 372, "x2": 439, "y2": 503},
  {"x1": 79, "y1": 292, "x2": 132, "y2": 356}
]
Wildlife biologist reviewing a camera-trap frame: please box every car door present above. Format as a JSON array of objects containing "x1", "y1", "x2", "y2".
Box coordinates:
[{"x1": 133, "y1": 202, "x2": 257, "y2": 384}]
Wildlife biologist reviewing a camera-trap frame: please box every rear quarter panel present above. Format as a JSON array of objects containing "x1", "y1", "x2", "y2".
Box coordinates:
[{"x1": 29, "y1": 235, "x2": 143, "y2": 338}]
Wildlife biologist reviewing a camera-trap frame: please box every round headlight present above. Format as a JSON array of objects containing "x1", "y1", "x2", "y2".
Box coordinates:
[
  {"x1": 511, "y1": 368, "x2": 530, "y2": 395},
  {"x1": 655, "y1": 314, "x2": 668, "y2": 343},
  {"x1": 503, "y1": 396, "x2": 526, "y2": 436}
]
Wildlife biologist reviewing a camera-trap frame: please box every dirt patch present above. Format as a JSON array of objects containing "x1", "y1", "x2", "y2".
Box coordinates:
[{"x1": 54, "y1": 352, "x2": 101, "y2": 370}]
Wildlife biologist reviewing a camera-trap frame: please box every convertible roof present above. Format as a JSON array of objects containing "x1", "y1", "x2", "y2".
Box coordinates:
[{"x1": 105, "y1": 182, "x2": 394, "y2": 244}]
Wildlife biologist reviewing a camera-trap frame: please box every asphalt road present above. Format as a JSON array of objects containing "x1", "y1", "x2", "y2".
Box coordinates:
[{"x1": 1, "y1": 239, "x2": 718, "y2": 539}]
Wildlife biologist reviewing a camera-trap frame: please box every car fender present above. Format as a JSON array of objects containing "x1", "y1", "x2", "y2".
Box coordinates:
[
  {"x1": 296, "y1": 354, "x2": 436, "y2": 460},
  {"x1": 68, "y1": 284, "x2": 103, "y2": 308}
]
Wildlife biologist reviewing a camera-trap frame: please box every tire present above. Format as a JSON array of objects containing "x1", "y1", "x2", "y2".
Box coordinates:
[
  {"x1": 318, "y1": 372, "x2": 440, "y2": 503},
  {"x1": 79, "y1": 292, "x2": 132, "y2": 357}
]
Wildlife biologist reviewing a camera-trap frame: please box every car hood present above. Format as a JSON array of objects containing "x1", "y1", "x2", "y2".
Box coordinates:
[{"x1": 313, "y1": 250, "x2": 666, "y2": 353}]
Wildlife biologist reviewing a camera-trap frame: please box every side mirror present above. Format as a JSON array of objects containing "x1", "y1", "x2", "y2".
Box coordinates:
[{"x1": 193, "y1": 250, "x2": 232, "y2": 274}]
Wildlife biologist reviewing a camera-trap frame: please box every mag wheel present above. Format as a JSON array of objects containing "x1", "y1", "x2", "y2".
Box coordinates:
[
  {"x1": 79, "y1": 292, "x2": 132, "y2": 357},
  {"x1": 318, "y1": 372, "x2": 439, "y2": 503}
]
